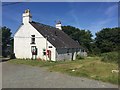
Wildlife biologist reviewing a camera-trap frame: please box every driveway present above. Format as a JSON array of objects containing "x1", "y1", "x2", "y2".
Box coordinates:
[{"x1": 2, "y1": 62, "x2": 118, "y2": 88}]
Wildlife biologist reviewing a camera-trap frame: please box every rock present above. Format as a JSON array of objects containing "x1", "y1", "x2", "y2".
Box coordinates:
[
  {"x1": 72, "y1": 69, "x2": 75, "y2": 72},
  {"x1": 111, "y1": 70, "x2": 119, "y2": 73}
]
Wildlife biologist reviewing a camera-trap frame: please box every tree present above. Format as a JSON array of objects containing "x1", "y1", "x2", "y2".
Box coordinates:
[
  {"x1": 1, "y1": 26, "x2": 12, "y2": 57},
  {"x1": 62, "y1": 26, "x2": 93, "y2": 52},
  {"x1": 95, "y1": 27, "x2": 120, "y2": 53}
]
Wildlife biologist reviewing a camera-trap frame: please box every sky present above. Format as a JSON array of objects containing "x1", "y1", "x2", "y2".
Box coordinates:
[{"x1": 2, "y1": 2, "x2": 118, "y2": 38}]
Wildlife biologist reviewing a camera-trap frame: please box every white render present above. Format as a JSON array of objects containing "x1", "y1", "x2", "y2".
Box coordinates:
[
  {"x1": 14, "y1": 22, "x2": 56, "y2": 61},
  {"x1": 55, "y1": 23, "x2": 62, "y2": 30},
  {"x1": 14, "y1": 9, "x2": 86, "y2": 61},
  {"x1": 14, "y1": 9, "x2": 55, "y2": 61}
]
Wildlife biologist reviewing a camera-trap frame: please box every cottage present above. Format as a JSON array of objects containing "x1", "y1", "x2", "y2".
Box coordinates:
[{"x1": 14, "y1": 9, "x2": 86, "y2": 61}]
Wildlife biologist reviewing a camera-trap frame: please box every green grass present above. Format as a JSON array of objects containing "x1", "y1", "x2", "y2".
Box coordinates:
[
  {"x1": 8, "y1": 59, "x2": 58, "y2": 67},
  {"x1": 9, "y1": 57, "x2": 119, "y2": 84}
]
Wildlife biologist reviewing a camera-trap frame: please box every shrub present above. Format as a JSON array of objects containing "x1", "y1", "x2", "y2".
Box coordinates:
[
  {"x1": 101, "y1": 52, "x2": 119, "y2": 63},
  {"x1": 10, "y1": 53, "x2": 16, "y2": 59},
  {"x1": 76, "y1": 54, "x2": 84, "y2": 60}
]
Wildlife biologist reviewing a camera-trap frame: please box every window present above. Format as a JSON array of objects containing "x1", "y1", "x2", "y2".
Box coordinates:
[
  {"x1": 67, "y1": 49, "x2": 69, "y2": 55},
  {"x1": 43, "y1": 49, "x2": 46, "y2": 55},
  {"x1": 49, "y1": 46, "x2": 52, "y2": 48},
  {"x1": 31, "y1": 35, "x2": 35, "y2": 44}
]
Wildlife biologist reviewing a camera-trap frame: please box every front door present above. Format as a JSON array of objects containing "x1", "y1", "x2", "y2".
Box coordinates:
[{"x1": 31, "y1": 46, "x2": 37, "y2": 59}]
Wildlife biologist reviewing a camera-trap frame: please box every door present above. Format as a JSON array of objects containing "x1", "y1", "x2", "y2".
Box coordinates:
[{"x1": 31, "y1": 46, "x2": 37, "y2": 59}]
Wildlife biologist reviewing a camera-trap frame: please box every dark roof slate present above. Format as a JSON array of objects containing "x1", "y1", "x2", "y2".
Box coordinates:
[{"x1": 30, "y1": 21, "x2": 80, "y2": 48}]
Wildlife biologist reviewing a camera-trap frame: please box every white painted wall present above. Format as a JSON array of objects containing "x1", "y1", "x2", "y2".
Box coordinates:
[
  {"x1": 77, "y1": 50, "x2": 87, "y2": 57},
  {"x1": 14, "y1": 23, "x2": 56, "y2": 61}
]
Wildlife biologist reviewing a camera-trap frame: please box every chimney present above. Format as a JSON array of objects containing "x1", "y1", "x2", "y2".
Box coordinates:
[
  {"x1": 55, "y1": 21, "x2": 62, "y2": 30},
  {"x1": 22, "y1": 9, "x2": 32, "y2": 24}
]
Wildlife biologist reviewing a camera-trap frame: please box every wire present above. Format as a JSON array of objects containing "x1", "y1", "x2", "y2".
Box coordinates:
[{"x1": 2, "y1": 2, "x2": 22, "y2": 6}]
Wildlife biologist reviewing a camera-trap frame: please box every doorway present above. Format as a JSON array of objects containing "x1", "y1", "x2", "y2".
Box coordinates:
[{"x1": 31, "y1": 46, "x2": 37, "y2": 59}]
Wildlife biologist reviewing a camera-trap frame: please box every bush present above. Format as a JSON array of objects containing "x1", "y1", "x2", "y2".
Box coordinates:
[
  {"x1": 101, "y1": 52, "x2": 119, "y2": 63},
  {"x1": 76, "y1": 54, "x2": 84, "y2": 60},
  {"x1": 10, "y1": 53, "x2": 16, "y2": 59}
]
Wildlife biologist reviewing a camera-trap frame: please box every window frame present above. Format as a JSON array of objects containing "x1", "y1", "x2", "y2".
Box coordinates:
[{"x1": 31, "y1": 35, "x2": 35, "y2": 44}]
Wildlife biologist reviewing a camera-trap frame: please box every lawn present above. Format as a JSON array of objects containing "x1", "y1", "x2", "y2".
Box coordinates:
[{"x1": 8, "y1": 57, "x2": 119, "y2": 84}]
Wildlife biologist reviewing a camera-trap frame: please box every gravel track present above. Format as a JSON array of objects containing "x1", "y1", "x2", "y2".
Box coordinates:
[{"x1": 2, "y1": 62, "x2": 118, "y2": 88}]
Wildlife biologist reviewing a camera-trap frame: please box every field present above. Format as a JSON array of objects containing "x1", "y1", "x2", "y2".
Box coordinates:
[{"x1": 8, "y1": 57, "x2": 119, "y2": 84}]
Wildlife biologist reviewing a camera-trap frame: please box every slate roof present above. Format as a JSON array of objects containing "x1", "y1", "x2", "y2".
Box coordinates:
[{"x1": 30, "y1": 21, "x2": 80, "y2": 48}]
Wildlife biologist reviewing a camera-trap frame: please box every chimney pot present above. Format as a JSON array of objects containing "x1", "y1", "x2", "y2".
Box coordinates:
[{"x1": 22, "y1": 9, "x2": 32, "y2": 24}]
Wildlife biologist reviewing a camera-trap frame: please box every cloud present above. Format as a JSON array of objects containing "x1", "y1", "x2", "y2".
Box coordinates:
[
  {"x1": 65, "y1": 9, "x2": 85, "y2": 29},
  {"x1": 105, "y1": 4, "x2": 118, "y2": 18},
  {"x1": 88, "y1": 18, "x2": 112, "y2": 30},
  {"x1": 87, "y1": 17, "x2": 117, "y2": 38},
  {"x1": 68, "y1": 9, "x2": 80, "y2": 26},
  {"x1": 86, "y1": 4, "x2": 118, "y2": 38}
]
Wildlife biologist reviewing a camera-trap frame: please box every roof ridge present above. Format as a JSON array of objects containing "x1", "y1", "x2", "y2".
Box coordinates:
[
  {"x1": 30, "y1": 21, "x2": 80, "y2": 48},
  {"x1": 32, "y1": 21, "x2": 59, "y2": 30}
]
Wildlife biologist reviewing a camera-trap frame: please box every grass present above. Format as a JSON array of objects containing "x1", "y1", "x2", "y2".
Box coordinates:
[
  {"x1": 8, "y1": 59, "x2": 57, "y2": 67},
  {"x1": 8, "y1": 57, "x2": 119, "y2": 84}
]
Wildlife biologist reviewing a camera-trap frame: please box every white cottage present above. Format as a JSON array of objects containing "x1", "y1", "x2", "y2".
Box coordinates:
[{"x1": 14, "y1": 9, "x2": 85, "y2": 61}]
